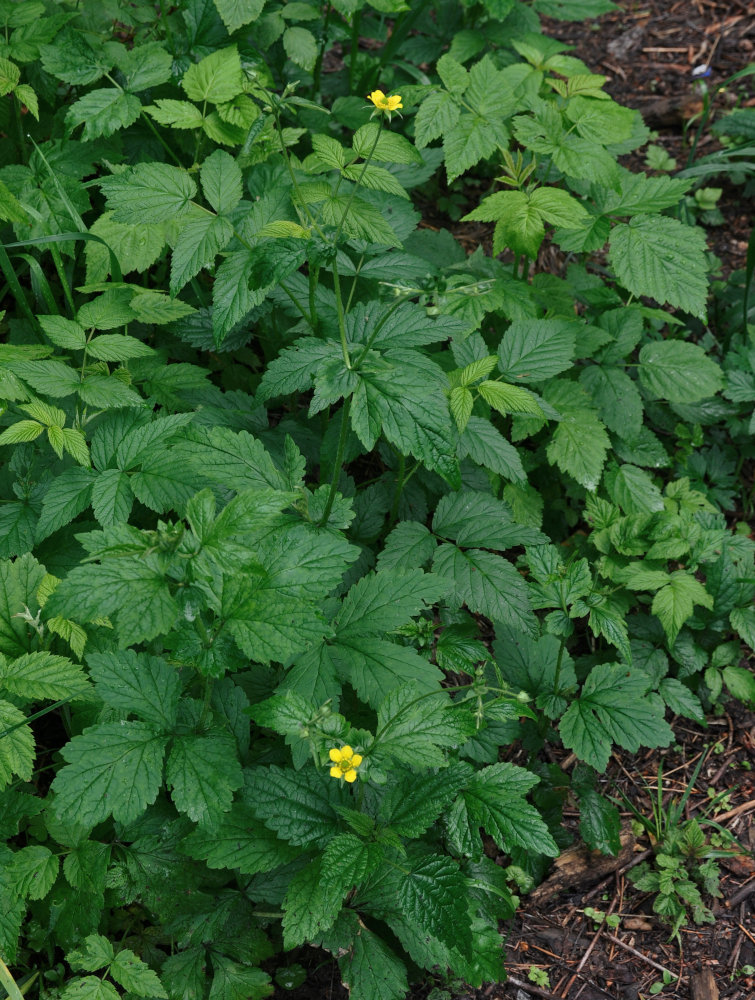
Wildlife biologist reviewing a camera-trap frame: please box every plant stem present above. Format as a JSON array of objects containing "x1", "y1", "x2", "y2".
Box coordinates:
[
  {"x1": 388, "y1": 451, "x2": 405, "y2": 527},
  {"x1": 319, "y1": 397, "x2": 351, "y2": 527},
  {"x1": 332, "y1": 257, "x2": 351, "y2": 368},
  {"x1": 332, "y1": 118, "x2": 383, "y2": 247},
  {"x1": 308, "y1": 263, "x2": 320, "y2": 333}
]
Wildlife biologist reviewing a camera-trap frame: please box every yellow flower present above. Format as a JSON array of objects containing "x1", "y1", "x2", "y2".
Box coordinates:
[
  {"x1": 367, "y1": 90, "x2": 403, "y2": 112},
  {"x1": 329, "y1": 744, "x2": 363, "y2": 783}
]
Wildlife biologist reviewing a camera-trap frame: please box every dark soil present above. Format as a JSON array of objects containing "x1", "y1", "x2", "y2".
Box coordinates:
[{"x1": 272, "y1": 3, "x2": 755, "y2": 998}]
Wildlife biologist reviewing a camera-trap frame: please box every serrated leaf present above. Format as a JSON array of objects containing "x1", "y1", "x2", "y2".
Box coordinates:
[
  {"x1": 110, "y1": 952, "x2": 167, "y2": 997},
  {"x1": 0, "y1": 650, "x2": 88, "y2": 700},
  {"x1": 459, "y1": 416, "x2": 526, "y2": 484},
  {"x1": 397, "y1": 854, "x2": 471, "y2": 953},
  {"x1": 282, "y1": 855, "x2": 345, "y2": 949},
  {"x1": 337, "y1": 923, "x2": 408, "y2": 1000},
  {"x1": 87, "y1": 650, "x2": 180, "y2": 730},
  {"x1": 337, "y1": 569, "x2": 446, "y2": 639},
  {"x1": 332, "y1": 636, "x2": 443, "y2": 709},
  {"x1": 208, "y1": 958, "x2": 271, "y2": 1000},
  {"x1": 91, "y1": 469, "x2": 134, "y2": 526},
  {"x1": 433, "y1": 490, "x2": 544, "y2": 550},
  {"x1": 243, "y1": 765, "x2": 342, "y2": 848},
  {"x1": 213, "y1": 0, "x2": 265, "y2": 32},
  {"x1": 182, "y1": 46, "x2": 243, "y2": 104},
  {"x1": 66, "y1": 88, "x2": 141, "y2": 140},
  {"x1": 166, "y1": 730, "x2": 243, "y2": 826},
  {"x1": 170, "y1": 214, "x2": 234, "y2": 294},
  {"x1": 638, "y1": 340, "x2": 723, "y2": 403},
  {"x1": 498, "y1": 319, "x2": 577, "y2": 382},
  {"x1": 478, "y1": 380, "x2": 543, "y2": 416},
  {"x1": 52, "y1": 722, "x2": 168, "y2": 827},
  {"x1": 145, "y1": 99, "x2": 204, "y2": 129},
  {"x1": 38, "y1": 315, "x2": 87, "y2": 350},
  {"x1": 415, "y1": 90, "x2": 461, "y2": 149},
  {"x1": 463, "y1": 761, "x2": 558, "y2": 857},
  {"x1": 67, "y1": 934, "x2": 115, "y2": 972},
  {"x1": 201, "y1": 149, "x2": 243, "y2": 214},
  {"x1": 579, "y1": 364, "x2": 643, "y2": 439},
  {"x1": 100, "y1": 164, "x2": 197, "y2": 224},
  {"x1": 375, "y1": 685, "x2": 476, "y2": 770},
  {"x1": 36, "y1": 467, "x2": 96, "y2": 541},
  {"x1": 433, "y1": 543, "x2": 537, "y2": 636},
  {"x1": 547, "y1": 407, "x2": 609, "y2": 491},
  {"x1": 0, "y1": 699, "x2": 34, "y2": 788},
  {"x1": 182, "y1": 801, "x2": 300, "y2": 873},
  {"x1": 560, "y1": 663, "x2": 673, "y2": 771},
  {"x1": 608, "y1": 216, "x2": 708, "y2": 318},
  {"x1": 377, "y1": 522, "x2": 437, "y2": 572},
  {"x1": 61, "y1": 981, "x2": 120, "y2": 1000},
  {"x1": 652, "y1": 571, "x2": 714, "y2": 646},
  {"x1": 283, "y1": 26, "x2": 317, "y2": 71}
]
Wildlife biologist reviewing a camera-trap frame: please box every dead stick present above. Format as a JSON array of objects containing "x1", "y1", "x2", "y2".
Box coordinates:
[{"x1": 603, "y1": 932, "x2": 687, "y2": 981}]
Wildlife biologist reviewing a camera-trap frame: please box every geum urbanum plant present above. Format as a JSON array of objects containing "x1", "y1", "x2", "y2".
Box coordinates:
[{"x1": 0, "y1": 2, "x2": 754, "y2": 999}]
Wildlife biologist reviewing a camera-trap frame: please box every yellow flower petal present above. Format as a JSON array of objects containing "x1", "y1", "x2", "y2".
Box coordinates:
[
  {"x1": 341, "y1": 745, "x2": 353, "y2": 757},
  {"x1": 329, "y1": 747, "x2": 343, "y2": 763},
  {"x1": 351, "y1": 754, "x2": 363, "y2": 767},
  {"x1": 344, "y1": 769, "x2": 357, "y2": 782},
  {"x1": 385, "y1": 96, "x2": 402, "y2": 110},
  {"x1": 330, "y1": 766, "x2": 342, "y2": 779},
  {"x1": 367, "y1": 90, "x2": 386, "y2": 107}
]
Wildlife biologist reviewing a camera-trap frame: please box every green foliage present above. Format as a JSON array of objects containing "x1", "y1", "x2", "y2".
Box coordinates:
[{"x1": 0, "y1": 1, "x2": 752, "y2": 999}]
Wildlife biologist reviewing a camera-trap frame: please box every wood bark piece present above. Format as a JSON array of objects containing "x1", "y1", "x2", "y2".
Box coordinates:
[
  {"x1": 690, "y1": 968, "x2": 719, "y2": 1000},
  {"x1": 528, "y1": 822, "x2": 635, "y2": 906}
]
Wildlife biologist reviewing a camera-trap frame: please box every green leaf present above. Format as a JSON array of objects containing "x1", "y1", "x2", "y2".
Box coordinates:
[
  {"x1": 414, "y1": 90, "x2": 461, "y2": 149},
  {"x1": 118, "y1": 42, "x2": 172, "y2": 91},
  {"x1": 91, "y1": 470, "x2": 134, "y2": 526},
  {"x1": 608, "y1": 216, "x2": 708, "y2": 318},
  {"x1": 52, "y1": 722, "x2": 168, "y2": 827},
  {"x1": 559, "y1": 664, "x2": 673, "y2": 771},
  {"x1": 85, "y1": 212, "x2": 166, "y2": 283},
  {"x1": 723, "y1": 665, "x2": 755, "y2": 706},
  {"x1": 658, "y1": 678, "x2": 705, "y2": 724},
  {"x1": 377, "y1": 522, "x2": 437, "y2": 572},
  {"x1": 46, "y1": 557, "x2": 179, "y2": 647},
  {"x1": 0, "y1": 553, "x2": 46, "y2": 657},
  {"x1": 283, "y1": 856, "x2": 345, "y2": 949},
  {"x1": 605, "y1": 464, "x2": 664, "y2": 514},
  {"x1": 145, "y1": 99, "x2": 204, "y2": 129},
  {"x1": 87, "y1": 334, "x2": 154, "y2": 361},
  {"x1": 66, "y1": 88, "x2": 141, "y2": 140},
  {"x1": 283, "y1": 26, "x2": 317, "y2": 71},
  {"x1": 465, "y1": 190, "x2": 542, "y2": 257},
  {"x1": 462, "y1": 762, "x2": 558, "y2": 856},
  {"x1": 337, "y1": 568, "x2": 447, "y2": 638},
  {"x1": 100, "y1": 164, "x2": 197, "y2": 224},
  {"x1": 652, "y1": 572, "x2": 714, "y2": 646},
  {"x1": 352, "y1": 125, "x2": 422, "y2": 165},
  {"x1": 433, "y1": 490, "x2": 543, "y2": 549},
  {"x1": 61, "y1": 980, "x2": 120, "y2": 1000},
  {"x1": 497, "y1": 319, "x2": 576, "y2": 382},
  {"x1": 444, "y1": 113, "x2": 507, "y2": 185},
  {"x1": 397, "y1": 853, "x2": 471, "y2": 953},
  {"x1": 244, "y1": 765, "x2": 342, "y2": 848},
  {"x1": 0, "y1": 699, "x2": 34, "y2": 788},
  {"x1": 87, "y1": 650, "x2": 180, "y2": 730},
  {"x1": 201, "y1": 149, "x2": 243, "y2": 215},
  {"x1": 547, "y1": 406, "x2": 609, "y2": 491},
  {"x1": 182, "y1": 801, "x2": 300, "y2": 873},
  {"x1": 208, "y1": 958, "x2": 272, "y2": 1000},
  {"x1": 375, "y1": 685, "x2": 476, "y2": 770},
  {"x1": 433, "y1": 543, "x2": 537, "y2": 636},
  {"x1": 0, "y1": 650, "x2": 88, "y2": 700},
  {"x1": 182, "y1": 46, "x2": 243, "y2": 104},
  {"x1": 67, "y1": 934, "x2": 115, "y2": 972},
  {"x1": 572, "y1": 765, "x2": 622, "y2": 855},
  {"x1": 166, "y1": 730, "x2": 243, "y2": 826},
  {"x1": 379, "y1": 761, "x2": 473, "y2": 837},
  {"x1": 638, "y1": 341, "x2": 723, "y2": 403},
  {"x1": 36, "y1": 467, "x2": 97, "y2": 541},
  {"x1": 332, "y1": 636, "x2": 443, "y2": 709},
  {"x1": 110, "y1": 952, "x2": 167, "y2": 998},
  {"x1": 213, "y1": 0, "x2": 265, "y2": 32},
  {"x1": 459, "y1": 416, "x2": 526, "y2": 484},
  {"x1": 529, "y1": 186, "x2": 590, "y2": 227},
  {"x1": 477, "y1": 380, "x2": 543, "y2": 416},
  {"x1": 170, "y1": 214, "x2": 234, "y2": 294},
  {"x1": 351, "y1": 354, "x2": 459, "y2": 486},
  {"x1": 38, "y1": 315, "x2": 87, "y2": 350},
  {"x1": 337, "y1": 921, "x2": 408, "y2": 1000},
  {"x1": 437, "y1": 54, "x2": 470, "y2": 93}
]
